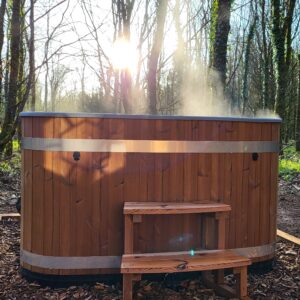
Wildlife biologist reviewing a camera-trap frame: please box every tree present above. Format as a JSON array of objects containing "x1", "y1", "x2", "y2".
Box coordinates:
[
  {"x1": 242, "y1": 13, "x2": 257, "y2": 114},
  {"x1": 29, "y1": 0, "x2": 35, "y2": 111},
  {"x1": 112, "y1": 0, "x2": 136, "y2": 113},
  {"x1": 147, "y1": 0, "x2": 168, "y2": 114},
  {"x1": 0, "y1": 0, "x2": 6, "y2": 99},
  {"x1": 0, "y1": 0, "x2": 22, "y2": 153},
  {"x1": 296, "y1": 54, "x2": 300, "y2": 151},
  {"x1": 271, "y1": 0, "x2": 296, "y2": 141},
  {"x1": 209, "y1": 0, "x2": 232, "y2": 89}
]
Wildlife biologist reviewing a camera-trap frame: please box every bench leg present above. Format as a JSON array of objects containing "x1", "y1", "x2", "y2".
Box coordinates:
[
  {"x1": 123, "y1": 274, "x2": 133, "y2": 300},
  {"x1": 215, "y1": 269, "x2": 224, "y2": 284},
  {"x1": 234, "y1": 266, "x2": 248, "y2": 299}
]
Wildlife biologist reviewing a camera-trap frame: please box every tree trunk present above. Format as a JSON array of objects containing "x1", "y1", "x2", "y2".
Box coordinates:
[
  {"x1": 210, "y1": 0, "x2": 231, "y2": 88},
  {"x1": 0, "y1": 0, "x2": 6, "y2": 99},
  {"x1": 112, "y1": 0, "x2": 135, "y2": 113},
  {"x1": 29, "y1": 0, "x2": 35, "y2": 111},
  {"x1": 0, "y1": 0, "x2": 21, "y2": 154},
  {"x1": 147, "y1": 0, "x2": 168, "y2": 114},
  {"x1": 296, "y1": 54, "x2": 300, "y2": 151},
  {"x1": 271, "y1": 0, "x2": 296, "y2": 142},
  {"x1": 260, "y1": 0, "x2": 270, "y2": 109},
  {"x1": 242, "y1": 16, "x2": 256, "y2": 114}
]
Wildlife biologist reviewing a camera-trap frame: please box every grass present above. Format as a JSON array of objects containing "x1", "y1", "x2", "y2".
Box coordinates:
[{"x1": 279, "y1": 141, "x2": 300, "y2": 181}]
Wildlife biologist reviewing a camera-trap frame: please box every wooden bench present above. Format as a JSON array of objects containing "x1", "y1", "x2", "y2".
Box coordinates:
[{"x1": 121, "y1": 202, "x2": 251, "y2": 300}]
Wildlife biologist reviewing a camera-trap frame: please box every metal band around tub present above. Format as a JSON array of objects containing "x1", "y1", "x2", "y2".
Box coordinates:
[
  {"x1": 20, "y1": 250, "x2": 121, "y2": 269},
  {"x1": 21, "y1": 244, "x2": 274, "y2": 269},
  {"x1": 22, "y1": 138, "x2": 279, "y2": 153}
]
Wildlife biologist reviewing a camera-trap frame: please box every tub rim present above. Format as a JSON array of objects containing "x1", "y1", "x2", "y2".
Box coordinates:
[{"x1": 20, "y1": 112, "x2": 282, "y2": 123}]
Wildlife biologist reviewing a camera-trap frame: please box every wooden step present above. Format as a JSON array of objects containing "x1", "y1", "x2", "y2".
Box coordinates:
[
  {"x1": 121, "y1": 250, "x2": 250, "y2": 274},
  {"x1": 124, "y1": 201, "x2": 231, "y2": 215}
]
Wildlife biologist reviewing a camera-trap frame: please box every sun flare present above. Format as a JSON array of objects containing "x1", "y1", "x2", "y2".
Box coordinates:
[{"x1": 111, "y1": 38, "x2": 138, "y2": 73}]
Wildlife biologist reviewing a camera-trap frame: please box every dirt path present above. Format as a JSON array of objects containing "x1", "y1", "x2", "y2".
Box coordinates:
[{"x1": 277, "y1": 174, "x2": 300, "y2": 237}]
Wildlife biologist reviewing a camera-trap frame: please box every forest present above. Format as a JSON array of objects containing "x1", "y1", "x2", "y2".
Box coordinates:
[{"x1": 0, "y1": 0, "x2": 299, "y2": 154}]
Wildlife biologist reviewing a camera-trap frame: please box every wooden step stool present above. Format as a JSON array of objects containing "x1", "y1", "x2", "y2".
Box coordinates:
[{"x1": 121, "y1": 202, "x2": 251, "y2": 300}]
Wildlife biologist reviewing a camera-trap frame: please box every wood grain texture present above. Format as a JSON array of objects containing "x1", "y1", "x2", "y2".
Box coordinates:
[
  {"x1": 21, "y1": 118, "x2": 33, "y2": 271},
  {"x1": 124, "y1": 202, "x2": 231, "y2": 215},
  {"x1": 21, "y1": 117, "x2": 279, "y2": 275},
  {"x1": 121, "y1": 250, "x2": 251, "y2": 274}
]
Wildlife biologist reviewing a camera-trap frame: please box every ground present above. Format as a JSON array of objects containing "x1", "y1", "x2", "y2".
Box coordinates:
[{"x1": 0, "y1": 156, "x2": 299, "y2": 299}]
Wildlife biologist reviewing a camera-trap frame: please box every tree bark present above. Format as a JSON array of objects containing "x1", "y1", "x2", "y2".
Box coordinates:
[
  {"x1": 242, "y1": 16, "x2": 256, "y2": 114},
  {"x1": 0, "y1": 0, "x2": 21, "y2": 153},
  {"x1": 147, "y1": 0, "x2": 168, "y2": 114},
  {"x1": 210, "y1": 0, "x2": 232, "y2": 88},
  {"x1": 271, "y1": 0, "x2": 296, "y2": 142},
  {"x1": 29, "y1": 0, "x2": 35, "y2": 111},
  {"x1": 296, "y1": 54, "x2": 300, "y2": 151},
  {"x1": 260, "y1": 0, "x2": 270, "y2": 109},
  {"x1": 0, "y1": 0, "x2": 6, "y2": 99}
]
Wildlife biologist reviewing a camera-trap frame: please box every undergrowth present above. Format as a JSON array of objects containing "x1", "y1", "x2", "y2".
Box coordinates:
[
  {"x1": 0, "y1": 140, "x2": 21, "y2": 176},
  {"x1": 279, "y1": 141, "x2": 300, "y2": 181}
]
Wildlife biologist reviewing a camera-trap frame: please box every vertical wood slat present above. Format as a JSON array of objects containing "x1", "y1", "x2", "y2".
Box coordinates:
[
  {"x1": 91, "y1": 119, "x2": 101, "y2": 257},
  {"x1": 21, "y1": 118, "x2": 33, "y2": 271},
  {"x1": 234, "y1": 123, "x2": 246, "y2": 248},
  {"x1": 60, "y1": 118, "x2": 76, "y2": 275},
  {"x1": 42, "y1": 118, "x2": 56, "y2": 274},
  {"x1": 52, "y1": 117, "x2": 61, "y2": 260},
  {"x1": 270, "y1": 124, "x2": 280, "y2": 243},
  {"x1": 248, "y1": 123, "x2": 262, "y2": 246},
  {"x1": 139, "y1": 120, "x2": 154, "y2": 253},
  {"x1": 206, "y1": 122, "x2": 220, "y2": 249},
  {"x1": 108, "y1": 119, "x2": 124, "y2": 255},
  {"x1": 154, "y1": 120, "x2": 165, "y2": 252},
  {"x1": 183, "y1": 121, "x2": 201, "y2": 251},
  {"x1": 166, "y1": 121, "x2": 182, "y2": 251},
  {"x1": 99, "y1": 119, "x2": 110, "y2": 256},
  {"x1": 228, "y1": 123, "x2": 239, "y2": 248},
  {"x1": 75, "y1": 118, "x2": 92, "y2": 257},
  {"x1": 221, "y1": 122, "x2": 232, "y2": 248},
  {"x1": 31, "y1": 118, "x2": 45, "y2": 274},
  {"x1": 260, "y1": 124, "x2": 272, "y2": 245},
  {"x1": 253, "y1": 124, "x2": 262, "y2": 246},
  {"x1": 240, "y1": 123, "x2": 250, "y2": 248},
  {"x1": 124, "y1": 119, "x2": 141, "y2": 253}
]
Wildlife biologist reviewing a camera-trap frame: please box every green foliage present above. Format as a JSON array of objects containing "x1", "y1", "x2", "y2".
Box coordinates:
[
  {"x1": 12, "y1": 139, "x2": 20, "y2": 151},
  {"x1": 0, "y1": 152, "x2": 20, "y2": 176},
  {"x1": 279, "y1": 141, "x2": 300, "y2": 180},
  {"x1": 209, "y1": 0, "x2": 219, "y2": 66}
]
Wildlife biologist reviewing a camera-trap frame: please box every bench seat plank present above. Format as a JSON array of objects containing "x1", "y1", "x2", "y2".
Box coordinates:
[
  {"x1": 124, "y1": 202, "x2": 231, "y2": 215},
  {"x1": 121, "y1": 250, "x2": 250, "y2": 274}
]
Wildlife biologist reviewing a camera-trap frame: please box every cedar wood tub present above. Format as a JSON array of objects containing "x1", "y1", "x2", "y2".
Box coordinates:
[{"x1": 20, "y1": 112, "x2": 281, "y2": 276}]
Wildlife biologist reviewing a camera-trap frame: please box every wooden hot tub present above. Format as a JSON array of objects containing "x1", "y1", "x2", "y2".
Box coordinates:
[{"x1": 20, "y1": 112, "x2": 281, "y2": 276}]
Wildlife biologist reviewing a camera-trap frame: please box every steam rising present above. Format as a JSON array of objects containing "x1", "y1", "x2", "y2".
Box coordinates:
[
  {"x1": 26, "y1": 48, "x2": 279, "y2": 120},
  {"x1": 178, "y1": 65, "x2": 231, "y2": 117}
]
